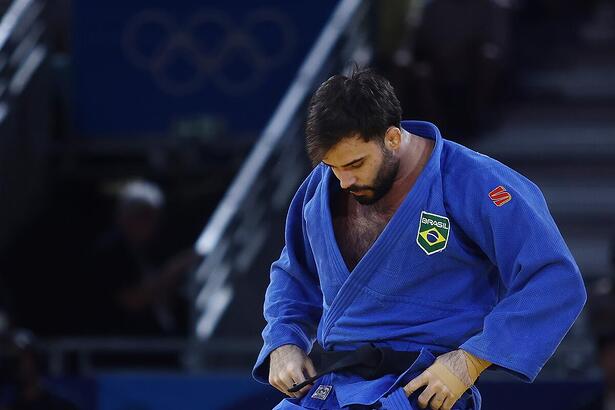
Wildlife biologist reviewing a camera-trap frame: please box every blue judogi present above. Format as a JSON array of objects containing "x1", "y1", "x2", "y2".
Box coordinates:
[{"x1": 253, "y1": 121, "x2": 587, "y2": 409}]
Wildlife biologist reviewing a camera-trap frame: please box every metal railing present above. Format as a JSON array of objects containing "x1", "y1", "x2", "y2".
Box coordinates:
[
  {"x1": 0, "y1": 0, "x2": 49, "y2": 251},
  {"x1": 191, "y1": 0, "x2": 373, "y2": 354},
  {"x1": 43, "y1": 337, "x2": 264, "y2": 376},
  {"x1": 0, "y1": 0, "x2": 47, "y2": 116}
]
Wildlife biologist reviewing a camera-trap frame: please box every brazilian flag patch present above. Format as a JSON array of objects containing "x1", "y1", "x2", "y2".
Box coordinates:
[{"x1": 416, "y1": 211, "x2": 450, "y2": 255}]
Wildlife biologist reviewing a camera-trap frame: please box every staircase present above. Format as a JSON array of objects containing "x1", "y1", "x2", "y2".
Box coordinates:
[{"x1": 474, "y1": 2, "x2": 615, "y2": 379}]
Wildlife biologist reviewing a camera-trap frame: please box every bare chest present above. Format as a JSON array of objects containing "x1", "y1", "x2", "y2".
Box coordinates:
[{"x1": 332, "y1": 202, "x2": 394, "y2": 272}]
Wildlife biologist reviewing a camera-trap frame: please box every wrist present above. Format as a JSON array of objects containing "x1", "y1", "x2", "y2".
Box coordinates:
[
  {"x1": 271, "y1": 344, "x2": 302, "y2": 359},
  {"x1": 460, "y1": 349, "x2": 491, "y2": 379}
]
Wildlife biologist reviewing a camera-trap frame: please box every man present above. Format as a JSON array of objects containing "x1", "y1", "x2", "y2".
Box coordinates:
[
  {"x1": 253, "y1": 69, "x2": 586, "y2": 410},
  {"x1": 89, "y1": 180, "x2": 197, "y2": 335}
]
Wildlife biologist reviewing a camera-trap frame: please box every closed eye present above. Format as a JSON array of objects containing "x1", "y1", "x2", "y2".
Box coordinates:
[{"x1": 348, "y1": 161, "x2": 363, "y2": 169}]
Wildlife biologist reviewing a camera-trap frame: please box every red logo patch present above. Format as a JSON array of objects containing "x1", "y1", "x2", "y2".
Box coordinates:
[{"x1": 489, "y1": 186, "x2": 512, "y2": 207}]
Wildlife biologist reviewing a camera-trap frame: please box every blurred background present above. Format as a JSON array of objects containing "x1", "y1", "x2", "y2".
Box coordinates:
[{"x1": 0, "y1": 0, "x2": 613, "y2": 408}]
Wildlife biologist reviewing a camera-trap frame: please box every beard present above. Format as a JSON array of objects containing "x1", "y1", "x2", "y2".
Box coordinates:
[{"x1": 344, "y1": 148, "x2": 399, "y2": 205}]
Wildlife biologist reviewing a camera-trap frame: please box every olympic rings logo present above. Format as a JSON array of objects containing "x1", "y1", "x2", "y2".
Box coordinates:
[{"x1": 122, "y1": 8, "x2": 296, "y2": 96}]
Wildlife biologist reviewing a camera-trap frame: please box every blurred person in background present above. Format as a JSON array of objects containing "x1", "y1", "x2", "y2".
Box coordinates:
[
  {"x1": 0, "y1": 330, "x2": 78, "y2": 410},
  {"x1": 87, "y1": 180, "x2": 199, "y2": 336}
]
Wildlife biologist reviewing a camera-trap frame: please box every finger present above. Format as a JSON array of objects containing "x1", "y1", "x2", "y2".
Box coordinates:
[
  {"x1": 294, "y1": 358, "x2": 317, "y2": 396},
  {"x1": 281, "y1": 373, "x2": 298, "y2": 397},
  {"x1": 282, "y1": 361, "x2": 305, "y2": 397},
  {"x1": 429, "y1": 391, "x2": 447, "y2": 410},
  {"x1": 404, "y1": 372, "x2": 429, "y2": 397},
  {"x1": 304, "y1": 357, "x2": 317, "y2": 378},
  {"x1": 417, "y1": 384, "x2": 437, "y2": 409},
  {"x1": 274, "y1": 378, "x2": 293, "y2": 397},
  {"x1": 269, "y1": 373, "x2": 285, "y2": 395},
  {"x1": 441, "y1": 395, "x2": 457, "y2": 410},
  {"x1": 293, "y1": 378, "x2": 313, "y2": 397},
  {"x1": 297, "y1": 383, "x2": 313, "y2": 397},
  {"x1": 290, "y1": 369, "x2": 311, "y2": 397}
]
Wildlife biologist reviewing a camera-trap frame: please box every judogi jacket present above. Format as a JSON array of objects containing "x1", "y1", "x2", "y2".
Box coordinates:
[{"x1": 253, "y1": 121, "x2": 587, "y2": 409}]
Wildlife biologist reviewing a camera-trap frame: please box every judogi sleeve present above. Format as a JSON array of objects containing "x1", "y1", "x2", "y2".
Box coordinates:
[
  {"x1": 252, "y1": 172, "x2": 323, "y2": 383},
  {"x1": 452, "y1": 163, "x2": 587, "y2": 382}
]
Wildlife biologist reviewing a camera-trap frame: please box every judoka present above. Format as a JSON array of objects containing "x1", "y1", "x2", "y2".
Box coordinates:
[{"x1": 252, "y1": 69, "x2": 587, "y2": 410}]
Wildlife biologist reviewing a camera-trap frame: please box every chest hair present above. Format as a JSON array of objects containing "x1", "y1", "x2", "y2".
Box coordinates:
[{"x1": 332, "y1": 197, "x2": 396, "y2": 271}]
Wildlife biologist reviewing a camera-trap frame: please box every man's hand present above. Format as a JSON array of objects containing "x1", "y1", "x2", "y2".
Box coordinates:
[
  {"x1": 403, "y1": 349, "x2": 490, "y2": 410},
  {"x1": 269, "y1": 344, "x2": 317, "y2": 398}
]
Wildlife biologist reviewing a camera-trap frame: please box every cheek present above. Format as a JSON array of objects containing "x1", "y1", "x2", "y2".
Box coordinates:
[
  {"x1": 363, "y1": 160, "x2": 382, "y2": 182},
  {"x1": 360, "y1": 171, "x2": 374, "y2": 185}
]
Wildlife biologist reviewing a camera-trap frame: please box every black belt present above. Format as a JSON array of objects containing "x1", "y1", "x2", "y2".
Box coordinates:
[{"x1": 287, "y1": 343, "x2": 420, "y2": 393}]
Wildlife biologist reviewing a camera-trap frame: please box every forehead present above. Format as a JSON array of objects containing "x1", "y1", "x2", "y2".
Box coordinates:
[{"x1": 323, "y1": 135, "x2": 381, "y2": 165}]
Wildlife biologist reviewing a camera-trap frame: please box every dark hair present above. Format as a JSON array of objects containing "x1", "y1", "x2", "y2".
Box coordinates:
[{"x1": 305, "y1": 68, "x2": 402, "y2": 165}]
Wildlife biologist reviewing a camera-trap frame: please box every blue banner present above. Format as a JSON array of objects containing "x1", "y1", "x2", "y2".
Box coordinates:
[
  {"x1": 72, "y1": 1, "x2": 334, "y2": 138},
  {"x1": 97, "y1": 373, "x2": 281, "y2": 410}
]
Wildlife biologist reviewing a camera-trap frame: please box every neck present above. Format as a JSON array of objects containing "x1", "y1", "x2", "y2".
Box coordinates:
[
  {"x1": 398, "y1": 131, "x2": 431, "y2": 180},
  {"x1": 372, "y1": 131, "x2": 433, "y2": 211}
]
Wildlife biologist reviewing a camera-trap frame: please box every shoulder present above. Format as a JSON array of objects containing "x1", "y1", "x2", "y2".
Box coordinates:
[
  {"x1": 441, "y1": 139, "x2": 510, "y2": 179},
  {"x1": 441, "y1": 139, "x2": 542, "y2": 196},
  {"x1": 440, "y1": 139, "x2": 549, "y2": 223}
]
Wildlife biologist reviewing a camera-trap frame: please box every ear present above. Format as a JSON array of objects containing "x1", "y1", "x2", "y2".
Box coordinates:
[{"x1": 384, "y1": 127, "x2": 402, "y2": 150}]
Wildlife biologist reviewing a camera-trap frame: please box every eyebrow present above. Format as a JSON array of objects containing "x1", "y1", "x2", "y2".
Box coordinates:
[{"x1": 322, "y1": 157, "x2": 365, "y2": 168}]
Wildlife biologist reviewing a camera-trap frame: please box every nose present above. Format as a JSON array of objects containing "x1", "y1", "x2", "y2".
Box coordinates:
[{"x1": 338, "y1": 171, "x2": 357, "y2": 190}]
